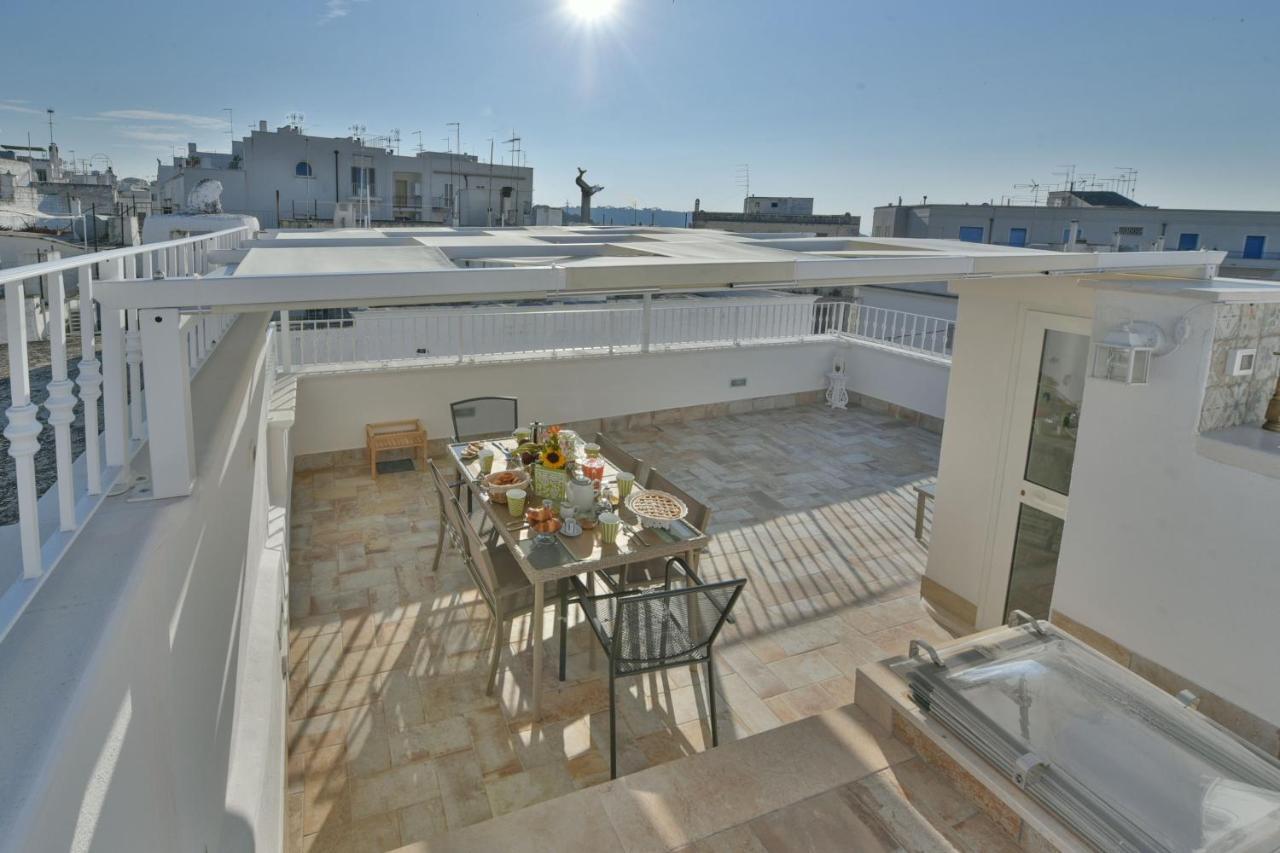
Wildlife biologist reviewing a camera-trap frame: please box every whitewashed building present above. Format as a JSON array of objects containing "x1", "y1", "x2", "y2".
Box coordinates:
[{"x1": 154, "y1": 123, "x2": 534, "y2": 228}]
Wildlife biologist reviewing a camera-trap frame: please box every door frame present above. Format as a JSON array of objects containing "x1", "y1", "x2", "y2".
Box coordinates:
[{"x1": 976, "y1": 310, "x2": 1093, "y2": 627}]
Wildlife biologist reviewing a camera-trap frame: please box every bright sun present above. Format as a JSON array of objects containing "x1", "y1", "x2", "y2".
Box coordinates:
[{"x1": 564, "y1": 0, "x2": 618, "y2": 23}]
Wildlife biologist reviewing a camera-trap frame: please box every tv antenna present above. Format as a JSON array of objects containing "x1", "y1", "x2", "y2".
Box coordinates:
[
  {"x1": 1013, "y1": 180, "x2": 1041, "y2": 205},
  {"x1": 349, "y1": 124, "x2": 367, "y2": 144},
  {"x1": 736, "y1": 163, "x2": 750, "y2": 199},
  {"x1": 285, "y1": 112, "x2": 305, "y2": 130},
  {"x1": 412, "y1": 130, "x2": 423, "y2": 153}
]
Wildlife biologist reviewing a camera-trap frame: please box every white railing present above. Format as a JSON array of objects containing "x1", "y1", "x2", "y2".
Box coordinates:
[
  {"x1": 843, "y1": 304, "x2": 955, "y2": 358},
  {"x1": 277, "y1": 300, "x2": 857, "y2": 370},
  {"x1": 0, "y1": 225, "x2": 253, "y2": 641}
]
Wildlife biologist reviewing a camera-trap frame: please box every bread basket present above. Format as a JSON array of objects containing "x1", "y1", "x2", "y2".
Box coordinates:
[{"x1": 484, "y1": 469, "x2": 531, "y2": 504}]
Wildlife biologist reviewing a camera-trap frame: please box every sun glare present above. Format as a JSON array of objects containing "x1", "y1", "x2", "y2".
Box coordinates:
[{"x1": 564, "y1": 0, "x2": 618, "y2": 24}]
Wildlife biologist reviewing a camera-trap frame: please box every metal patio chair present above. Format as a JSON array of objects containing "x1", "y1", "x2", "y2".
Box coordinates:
[
  {"x1": 438, "y1": 479, "x2": 560, "y2": 696},
  {"x1": 594, "y1": 432, "x2": 646, "y2": 477},
  {"x1": 605, "y1": 469, "x2": 716, "y2": 593},
  {"x1": 559, "y1": 557, "x2": 746, "y2": 778},
  {"x1": 451, "y1": 396, "x2": 519, "y2": 442}
]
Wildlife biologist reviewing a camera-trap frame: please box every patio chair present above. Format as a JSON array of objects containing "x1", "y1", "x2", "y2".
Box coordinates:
[
  {"x1": 439, "y1": 481, "x2": 559, "y2": 696},
  {"x1": 560, "y1": 557, "x2": 746, "y2": 778},
  {"x1": 451, "y1": 396, "x2": 519, "y2": 442},
  {"x1": 594, "y1": 432, "x2": 646, "y2": 477}
]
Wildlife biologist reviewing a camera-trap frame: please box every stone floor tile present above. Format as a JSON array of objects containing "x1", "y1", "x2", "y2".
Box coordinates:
[
  {"x1": 435, "y1": 749, "x2": 494, "y2": 829},
  {"x1": 484, "y1": 762, "x2": 577, "y2": 817},
  {"x1": 349, "y1": 759, "x2": 440, "y2": 820},
  {"x1": 396, "y1": 796, "x2": 448, "y2": 845},
  {"x1": 767, "y1": 649, "x2": 842, "y2": 690},
  {"x1": 748, "y1": 788, "x2": 900, "y2": 853},
  {"x1": 387, "y1": 715, "x2": 473, "y2": 766}
]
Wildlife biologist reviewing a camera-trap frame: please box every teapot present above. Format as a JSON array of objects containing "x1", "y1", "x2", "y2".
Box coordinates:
[{"x1": 566, "y1": 470, "x2": 596, "y2": 515}]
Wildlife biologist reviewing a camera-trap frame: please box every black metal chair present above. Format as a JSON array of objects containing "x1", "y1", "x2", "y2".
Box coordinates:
[
  {"x1": 451, "y1": 396, "x2": 519, "y2": 442},
  {"x1": 559, "y1": 558, "x2": 746, "y2": 778}
]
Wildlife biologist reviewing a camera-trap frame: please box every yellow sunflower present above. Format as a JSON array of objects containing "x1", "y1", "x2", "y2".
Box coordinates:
[{"x1": 541, "y1": 449, "x2": 566, "y2": 469}]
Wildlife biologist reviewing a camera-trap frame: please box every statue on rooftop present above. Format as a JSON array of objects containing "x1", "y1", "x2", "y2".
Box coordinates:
[{"x1": 576, "y1": 167, "x2": 603, "y2": 225}]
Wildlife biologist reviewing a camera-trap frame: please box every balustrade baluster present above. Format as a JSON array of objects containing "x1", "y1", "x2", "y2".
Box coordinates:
[
  {"x1": 5, "y1": 277, "x2": 44, "y2": 578},
  {"x1": 76, "y1": 265, "x2": 103, "y2": 495},
  {"x1": 99, "y1": 258, "x2": 130, "y2": 488},
  {"x1": 43, "y1": 256, "x2": 78, "y2": 531}
]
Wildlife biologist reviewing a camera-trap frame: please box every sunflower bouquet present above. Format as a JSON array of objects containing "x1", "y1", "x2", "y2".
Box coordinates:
[{"x1": 540, "y1": 425, "x2": 567, "y2": 469}]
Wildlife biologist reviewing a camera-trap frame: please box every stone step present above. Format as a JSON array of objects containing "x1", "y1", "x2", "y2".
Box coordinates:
[{"x1": 385, "y1": 701, "x2": 1024, "y2": 853}]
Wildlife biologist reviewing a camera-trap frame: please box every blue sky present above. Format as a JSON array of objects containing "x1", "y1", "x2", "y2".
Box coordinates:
[{"x1": 2, "y1": 0, "x2": 1277, "y2": 221}]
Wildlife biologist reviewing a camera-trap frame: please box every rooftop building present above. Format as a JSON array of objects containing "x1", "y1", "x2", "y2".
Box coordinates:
[
  {"x1": 692, "y1": 196, "x2": 860, "y2": 237},
  {"x1": 873, "y1": 194, "x2": 1280, "y2": 280},
  {"x1": 154, "y1": 123, "x2": 535, "y2": 228},
  {"x1": 1, "y1": 226, "x2": 1278, "y2": 851}
]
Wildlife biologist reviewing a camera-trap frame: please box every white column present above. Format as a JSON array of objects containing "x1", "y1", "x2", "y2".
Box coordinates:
[
  {"x1": 4, "y1": 278, "x2": 44, "y2": 577},
  {"x1": 99, "y1": 258, "x2": 130, "y2": 480},
  {"x1": 44, "y1": 255, "x2": 79, "y2": 531},
  {"x1": 279, "y1": 310, "x2": 293, "y2": 373},
  {"x1": 140, "y1": 309, "x2": 195, "y2": 499},
  {"x1": 77, "y1": 265, "x2": 103, "y2": 495}
]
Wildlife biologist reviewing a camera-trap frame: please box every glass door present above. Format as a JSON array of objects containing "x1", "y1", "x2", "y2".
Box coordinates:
[{"x1": 987, "y1": 313, "x2": 1091, "y2": 623}]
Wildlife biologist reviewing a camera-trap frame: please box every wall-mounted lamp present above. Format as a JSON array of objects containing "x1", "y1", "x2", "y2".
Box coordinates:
[{"x1": 1090, "y1": 321, "x2": 1168, "y2": 385}]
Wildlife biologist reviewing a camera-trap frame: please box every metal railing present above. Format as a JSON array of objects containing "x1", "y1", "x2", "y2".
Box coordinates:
[
  {"x1": 276, "y1": 300, "x2": 859, "y2": 370},
  {"x1": 0, "y1": 225, "x2": 253, "y2": 641},
  {"x1": 843, "y1": 304, "x2": 955, "y2": 357}
]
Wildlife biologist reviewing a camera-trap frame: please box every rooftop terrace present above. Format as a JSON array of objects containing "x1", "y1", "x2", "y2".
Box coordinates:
[{"x1": 285, "y1": 403, "x2": 958, "y2": 851}]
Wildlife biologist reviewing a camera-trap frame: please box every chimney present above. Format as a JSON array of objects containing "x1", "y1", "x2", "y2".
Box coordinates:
[
  {"x1": 1066, "y1": 220, "x2": 1080, "y2": 251},
  {"x1": 187, "y1": 142, "x2": 197, "y2": 155},
  {"x1": 259, "y1": 120, "x2": 268, "y2": 132},
  {"x1": 693, "y1": 198, "x2": 700, "y2": 212}
]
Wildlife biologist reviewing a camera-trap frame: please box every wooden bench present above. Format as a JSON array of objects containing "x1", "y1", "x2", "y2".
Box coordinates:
[
  {"x1": 365, "y1": 419, "x2": 427, "y2": 479},
  {"x1": 913, "y1": 482, "x2": 936, "y2": 540}
]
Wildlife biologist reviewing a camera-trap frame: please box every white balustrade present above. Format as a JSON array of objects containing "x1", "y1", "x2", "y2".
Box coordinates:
[
  {"x1": 846, "y1": 304, "x2": 955, "y2": 357},
  {"x1": 0, "y1": 224, "x2": 253, "y2": 641}
]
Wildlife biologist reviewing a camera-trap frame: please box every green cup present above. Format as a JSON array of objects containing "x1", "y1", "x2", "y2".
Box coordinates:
[
  {"x1": 507, "y1": 489, "x2": 526, "y2": 516},
  {"x1": 598, "y1": 512, "x2": 620, "y2": 543},
  {"x1": 479, "y1": 449, "x2": 496, "y2": 474},
  {"x1": 615, "y1": 472, "x2": 636, "y2": 499}
]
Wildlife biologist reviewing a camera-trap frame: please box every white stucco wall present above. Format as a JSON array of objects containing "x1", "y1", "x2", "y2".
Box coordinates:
[
  {"x1": 923, "y1": 275, "x2": 1095, "y2": 622},
  {"x1": 840, "y1": 339, "x2": 949, "y2": 420},
  {"x1": 289, "y1": 341, "x2": 838, "y2": 455},
  {"x1": 1053, "y1": 290, "x2": 1280, "y2": 725},
  {"x1": 0, "y1": 315, "x2": 287, "y2": 853}
]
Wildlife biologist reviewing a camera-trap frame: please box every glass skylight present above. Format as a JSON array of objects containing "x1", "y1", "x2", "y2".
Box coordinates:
[{"x1": 894, "y1": 623, "x2": 1280, "y2": 852}]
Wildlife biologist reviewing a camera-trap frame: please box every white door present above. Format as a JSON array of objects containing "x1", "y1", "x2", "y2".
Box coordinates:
[{"x1": 980, "y1": 311, "x2": 1092, "y2": 625}]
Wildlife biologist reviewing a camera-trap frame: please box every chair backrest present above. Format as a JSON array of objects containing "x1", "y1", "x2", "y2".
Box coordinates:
[
  {"x1": 439, "y1": 486, "x2": 504, "y2": 610},
  {"x1": 452, "y1": 397, "x2": 519, "y2": 442},
  {"x1": 644, "y1": 470, "x2": 712, "y2": 533},
  {"x1": 611, "y1": 578, "x2": 746, "y2": 671},
  {"x1": 594, "y1": 432, "x2": 645, "y2": 477}
]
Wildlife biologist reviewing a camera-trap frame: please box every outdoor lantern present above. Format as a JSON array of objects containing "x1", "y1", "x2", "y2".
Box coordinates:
[{"x1": 1090, "y1": 321, "x2": 1165, "y2": 385}]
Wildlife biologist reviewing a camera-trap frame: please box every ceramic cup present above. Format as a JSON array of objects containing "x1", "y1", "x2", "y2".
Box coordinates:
[
  {"x1": 598, "y1": 512, "x2": 620, "y2": 543},
  {"x1": 507, "y1": 489, "x2": 526, "y2": 516},
  {"x1": 615, "y1": 471, "x2": 636, "y2": 498}
]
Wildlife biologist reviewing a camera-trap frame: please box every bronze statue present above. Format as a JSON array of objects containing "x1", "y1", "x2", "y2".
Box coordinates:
[{"x1": 576, "y1": 167, "x2": 603, "y2": 225}]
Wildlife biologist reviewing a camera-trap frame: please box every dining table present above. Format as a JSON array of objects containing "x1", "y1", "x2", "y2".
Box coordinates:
[{"x1": 447, "y1": 436, "x2": 710, "y2": 720}]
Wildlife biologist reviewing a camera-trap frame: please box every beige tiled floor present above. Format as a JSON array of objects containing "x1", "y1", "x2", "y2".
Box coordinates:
[{"x1": 286, "y1": 403, "x2": 953, "y2": 852}]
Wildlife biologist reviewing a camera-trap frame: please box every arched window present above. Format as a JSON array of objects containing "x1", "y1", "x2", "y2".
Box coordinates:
[{"x1": 295, "y1": 161, "x2": 313, "y2": 177}]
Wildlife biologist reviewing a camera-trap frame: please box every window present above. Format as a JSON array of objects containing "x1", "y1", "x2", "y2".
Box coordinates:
[
  {"x1": 35, "y1": 169, "x2": 47, "y2": 181},
  {"x1": 1008, "y1": 227, "x2": 1027, "y2": 247},
  {"x1": 1243, "y1": 235, "x2": 1266, "y2": 259},
  {"x1": 958, "y1": 226, "x2": 984, "y2": 243},
  {"x1": 295, "y1": 161, "x2": 313, "y2": 177},
  {"x1": 350, "y1": 166, "x2": 376, "y2": 197},
  {"x1": 1177, "y1": 232, "x2": 1199, "y2": 251}
]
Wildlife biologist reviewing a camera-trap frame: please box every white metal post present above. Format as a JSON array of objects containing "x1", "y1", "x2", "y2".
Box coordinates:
[
  {"x1": 641, "y1": 293, "x2": 652, "y2": 353},
  {"x1": 77, "y1": 265, "x2": 102, "y2": 495},
  {"x1": 4, "y1": 278, "x2": 43, "y2": 578},
  {"x1": 99, "y1": 258, "x2": 130, "y2": 481},
  {"x1": 44, "y1": 255, "x2": 79, "y2": 531},
  {"x1": 140, "y1": 309, "x2": 196, "y2": 498},
  {"x1": 279, "y1": 310, "x2": 293, "y2": 373},
  {"x1": 126, "y1": 309, "x2": 146, "y2": 440}
]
